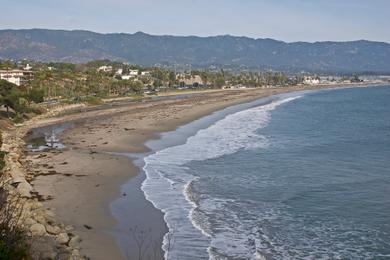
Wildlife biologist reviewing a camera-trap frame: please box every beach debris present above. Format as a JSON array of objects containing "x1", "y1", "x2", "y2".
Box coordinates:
[{"x1": 83, "y1": 224, "x2": 93, "y2": 230}]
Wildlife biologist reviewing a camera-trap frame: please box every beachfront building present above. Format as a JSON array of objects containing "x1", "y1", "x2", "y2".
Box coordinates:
[
  {"x1": 176, "y1": 74, "x2": 204, "y2": 88},
  {"x1": 0, "y1": 69, "x2": 34, "y2": 86},
  {"x1": 303, "y1": 76, "x2": 320, "y2": 85}
]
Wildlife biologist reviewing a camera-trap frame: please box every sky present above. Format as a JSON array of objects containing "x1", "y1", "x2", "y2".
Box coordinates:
[{"x1": 1, "y1": 0, "x2": 389, "y2": 43}]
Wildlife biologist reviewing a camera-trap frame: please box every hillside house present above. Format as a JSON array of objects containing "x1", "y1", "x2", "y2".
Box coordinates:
[
  {"x1": 115, "y1": 68, "x2": 123, "y2": 75},
  {"x1": 24, "y1": 64, "x2": 33, "y2": 70},
  {"x1": 0, "y1": 69, "x2": 34, "y2": 86},
  {"x1": 97, "y1": 66, "x2": 113, "y2": 72},
  {"x1": 129, "y1": 70, "x2": 139, "y2": 76},
  {"x1": 121, "y1": 75, "x2": 135, "y2": 80}
]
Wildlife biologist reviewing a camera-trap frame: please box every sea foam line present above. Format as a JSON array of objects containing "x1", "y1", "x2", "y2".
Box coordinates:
[{"x1": 141, "y1": 95, "x2": 302, "y2": 259}]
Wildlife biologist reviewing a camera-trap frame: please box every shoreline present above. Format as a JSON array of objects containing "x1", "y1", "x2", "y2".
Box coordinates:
[
  {"x1": 138, "y1": 90, "x2": 308, "y2": 259},
  {"x1": 141, "y1": 84, "x2": 390, "y2": 259},
  {"x1": 20, "y1": 83, "x2": 387, "y2": 259}
]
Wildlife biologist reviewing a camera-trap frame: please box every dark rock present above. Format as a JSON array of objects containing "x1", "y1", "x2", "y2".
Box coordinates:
[{"x1": 83, "y1": 224, "x2": 92, "y2": 230}]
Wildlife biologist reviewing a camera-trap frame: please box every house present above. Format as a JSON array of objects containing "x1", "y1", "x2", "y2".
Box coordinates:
[
  {"x1": 129, "y1": 70, "x2": 139, "y2": 76},
  {"x1": 115, "y1": 68, "x2": 123, "y2": 75},
  {"x1": 303, "y1": 76, "x2": 320, "y2": 85},
  {"x1": 0, "y1": 69, "x2": 34, "y2": 86},
  {"x1": 24, "y1": 64, "x2": 33, "y2": 70},
  {"x1": 97, "y1": 66, "x2": 113, "y2": 72},
  {"x1": 176, "y1": 74, "x2": 203, "y2": 87},
  {"x1": 121, "y1": 75, "x2": 135, "y2": 80},
  {"x1": 140, "y1": 71, "x2": 150, "y2": 76}
]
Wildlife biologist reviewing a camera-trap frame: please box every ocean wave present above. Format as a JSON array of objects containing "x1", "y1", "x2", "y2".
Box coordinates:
[{"x1": 141, "y1": 96, "x2": 302, "y2": 259}]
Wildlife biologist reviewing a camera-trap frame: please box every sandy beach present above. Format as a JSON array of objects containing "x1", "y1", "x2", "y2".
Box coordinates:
[{"x1": 21, "y1": 84, "x2": 377, "y2": 259}]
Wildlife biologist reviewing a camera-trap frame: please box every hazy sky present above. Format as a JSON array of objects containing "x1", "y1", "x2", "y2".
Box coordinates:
[{"x1": 1, "y1": 0, "x2": 389, "y2": 42}]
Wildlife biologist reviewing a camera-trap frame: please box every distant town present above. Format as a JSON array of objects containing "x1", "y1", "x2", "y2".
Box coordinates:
[{"x1": 1, "y1": 59, "x2": 389, "y2": 120}]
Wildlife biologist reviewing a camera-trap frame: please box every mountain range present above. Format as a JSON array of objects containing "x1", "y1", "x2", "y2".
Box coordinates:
[{"x1": 1, "y1": 29, "x2": 390, "y2": 73}]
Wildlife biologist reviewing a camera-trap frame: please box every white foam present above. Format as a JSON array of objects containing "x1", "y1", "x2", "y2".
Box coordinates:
[{"x1": 141, "y1": 96, "x2": 302, "y2": 259}]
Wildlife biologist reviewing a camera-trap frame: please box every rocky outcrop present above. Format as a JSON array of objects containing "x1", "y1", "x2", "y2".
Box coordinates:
[{"x1": 0, "y1": 125, "x2": 85, "y2": 259}]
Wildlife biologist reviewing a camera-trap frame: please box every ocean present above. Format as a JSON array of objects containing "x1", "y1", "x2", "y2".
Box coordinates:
[{"x1": 142, "y1": 85, "x2": 390, "y2": 259}]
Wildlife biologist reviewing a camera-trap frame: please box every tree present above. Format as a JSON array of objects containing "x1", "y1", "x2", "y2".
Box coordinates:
[
  {"x1": 0, "y1": 80, "x2": 30, "y2": 117},
  {"x1": 130, "y1": 81, "x2": 144, "y2": 94},
  {"x1": 26, "y1": 88, "x2": 45, "y2": 103},
  {"x1": 0, "y1": 60, "x2": 15, "y2": 70},
  {"x1": 0, "y1": 80, "x2": 18, "y2": 117}
]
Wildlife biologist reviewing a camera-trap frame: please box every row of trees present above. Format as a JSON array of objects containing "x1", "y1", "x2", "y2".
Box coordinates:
[
  {"x1": 1, "y1": 60, "x2": 307, "y2": 108},
  {"x1": 196, "y1": 70, "x2": 298, "y2": 88}
]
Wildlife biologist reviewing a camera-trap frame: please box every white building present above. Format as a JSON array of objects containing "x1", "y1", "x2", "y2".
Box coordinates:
[
  {"x1": 97, "y1": 66, "x2": 113, "y2": 72},
  {"x1": 303, "y1": 76, "x2": 320, "y2": 85},
  {"x1": 115, "y1": 68, "x2": 123, "y2": 75},
  {"x1": 129, "y1": 70, "x2": 139, "y2": 76},
  {"x1": 0, "y1": 70, "x2": 33, "y2": 86},
  {"x1": 141, "y1": 71, "x2": 150, "y2": 76},
  {"x1": 121, "y1": 75, "x2": 135, "y2": 80},
  {"x1": 24, "y1": 64, "x2": 33, "y2": 70}
]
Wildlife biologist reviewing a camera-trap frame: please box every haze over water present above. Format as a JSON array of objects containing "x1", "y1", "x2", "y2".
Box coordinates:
[{"x1": 143, "y1": 85, "x2": 390, "y2": 259}]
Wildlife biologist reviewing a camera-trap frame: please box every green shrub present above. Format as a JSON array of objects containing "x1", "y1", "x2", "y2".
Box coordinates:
[
  {"x1": 26, "y1": 88, "x2": 45, "y2": 104},
  {"x1": 11, "y1": 114, "x2": 24, "y2": 124},
  {"x1": 0, "y1": 189, "x2": 28, "y2": 260},
  {"x1": 1, "y1": 128, "x2": 28, "y2": 259}
]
